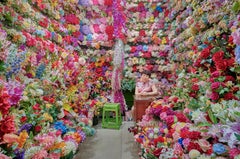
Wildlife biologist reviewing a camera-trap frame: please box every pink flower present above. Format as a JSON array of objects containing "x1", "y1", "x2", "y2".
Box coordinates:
[
  {"x1": 229, "y1": 148, "x2": 240, "y2": 159},
  {"x1": 160, "y1": 112, "x2": 167, "y2": 120},
  {"x1": 173, "y1": 143, "x2": 184, "y2": 156},
  {"x1": 197, "y1": 139, "x2": 211, "y2": 152},
  {"x1": 183, "y1": 138, "x2": 191, "y2": 148},
  {"x1": 0, "y1": 153, "x2": 11, "y2": 159},
  {"x1": 211, "y1": 82, "x2": 221, "y2": 90},
  {"x1": 210, "y1": 92, "x2": 219, "y2": 101},
  {"x1": 211, "y1": 71, "x2": 221, "y2": 78},
  {"x1": 48, "y1": 153, "x2": 61, "y2": 159},
  {"x1": 32, "y1": 150, "x2": 48, "y2": 159}
]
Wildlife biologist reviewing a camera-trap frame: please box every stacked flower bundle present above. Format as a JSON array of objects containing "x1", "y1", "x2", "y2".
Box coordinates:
[
  {"x1": 124, "y1": 0, "x2": 173, "y2": 84},
  {"x1": 0, "y1": 0, "x2": 98, "y2": 158},
  {"x1": 129, "y1": 0, "x2": 240, "y2": 158}
]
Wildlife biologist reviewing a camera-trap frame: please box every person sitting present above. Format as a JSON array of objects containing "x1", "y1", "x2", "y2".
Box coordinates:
[{"x1": 135, "y1": 71, "x2": 158, "y2": 98}]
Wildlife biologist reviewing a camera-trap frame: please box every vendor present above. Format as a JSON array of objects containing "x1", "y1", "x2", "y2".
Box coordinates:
[{"x1": 135, "y1": 71, "x2": 158, "y2": 98}]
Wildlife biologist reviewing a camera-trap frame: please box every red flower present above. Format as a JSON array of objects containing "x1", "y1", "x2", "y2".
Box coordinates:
[
  {"x1": 200, "y1": 47, "x2": 211, "y2": 59},
  {"x1": 189, "y1": 92, "x2": 197, "y2": 98},
  {"x1": 215, "y1": 59, "x2": 228, "y2": 71},
  {"x1": 154, "y1": 136, "x2": 164, "y2": 145},
  {"x1": 191, "y1": 84, "x2": 199, "y2": 91},
  {"x1": 210, "y1": 92, "x2": 219, "y2": 101},
  {"x1": 175, "y1": 112, "x2": 188, "y2": 122},
  {"x1": 39, "y1": 18, "x2": 49, "y2": 28},
  {"x1": 224, "y1": 92, "x2": 237, "y2": 100},
  {"x1": 193, "y1": 59, "x2": 202, "y2": 67},
  {"x1": 180, "y1": 129, "x2": 190, "y2": 139},
  {"x1": 188, "y1": 131, "x2": 201, "y2": 140},
  {"x1": 187, "y1": 142, "x2": 203, "y2": 152},
  {"x1": 0, "y1": 95, "x2": 11, "y2": 115},
  {"x1": 224, "y1": 75, "x2": 235, "y2": 82},
  {"x1": 211, "y1": 82, "x2": 221, "y2": 90},
  {"x1": 227, "y1": 58, "x2": 235, "y2": 67},
  {"x1": 0, "y1": 116, "x2": 16, "y2": 134},
  {"x1": 153, "y1": 148, "x2": 162, "y2": 157},
  {"x1": 34, "y1": 125, "x2": 42, "y2": 133},
  {"x1": 139, "y1": 30, "x2": 146, "y2": 37},
  {"x1": 172, "y1": 97, "x2": 178, "y2": 103},
  {"x1": 64, "y1": 14, "x2": 79, "y2": 25},
  {"x1": 20, "y1": 116, "x2": 27, "y2": 123},
  {"x1": 232, "y1": 86, "x2": 239, "y2": 93},
  {"x1": 130, "y1": 46, "x2": 136, "y2": 53},
  {"x1": 104, "y1": 0, "x2": 113, "y2": 6},
  {"x1": 33, "y1": 103, "x2": 41, "y2": 111},
  {"x1": 212, "y1": 51, "x2": 224, "y2": 62},
  {"x1": 211, "y1": 71, "x2": 221, "y2": 78}
]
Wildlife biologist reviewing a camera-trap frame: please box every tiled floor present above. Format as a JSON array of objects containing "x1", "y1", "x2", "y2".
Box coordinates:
[{"x1": 74, "y1": 121, "x2": 139, "y2": 159}]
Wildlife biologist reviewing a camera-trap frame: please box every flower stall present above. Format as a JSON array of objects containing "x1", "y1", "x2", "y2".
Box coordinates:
[
  {"x1": 129, "y1": 0, "x2": 240, "y2": 158},
  {"x1": 0, "y1": 0, "x2": 97, "y2": 158}
]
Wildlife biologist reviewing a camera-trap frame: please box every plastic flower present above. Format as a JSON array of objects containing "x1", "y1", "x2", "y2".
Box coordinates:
[
  {"x1": 54, "y1": 121, "x2": 68, "y2": 134},
  {"x1": 31, "y1": 149, "x2": 48, "y2": 159},
  {"x1": 24, "y1": 146, "x2": 42, "y2": 159},
  {"x1": 0, "y1": 153, "x2": 11, "y2": 159},
  {"x1": 213, "y1": 143, "x2": 227, "y2": 155},
  {"x1": 18, "y1": 130, "x2": 28, "y2": 148},
  {"x1": 62, "y1": 141, "x2": 78, "y2": 156},
  {"x1": 18, "y1": 123, "x2": 32, "y2": 134}
]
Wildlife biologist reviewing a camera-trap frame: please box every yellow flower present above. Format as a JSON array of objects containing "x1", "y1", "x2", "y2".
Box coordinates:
[
  {"x1": 188, "y1": 51, "x2": 195, "y2": 57},
  {"x1": 67, "y1": 24, "x2": 77, "y2": 32},
  {"x1": 63, "y1": 103, "x2": 71, "y2": 111},
  {"x1": 161, "y1": 37, "x2": 167, "y2": 45},
  {"x1": 198, "y1": 8, "x2": 203, "y2": 15},
  {"x1": 43, "y1": 113, "x2": 53, "y2": 122},
  {"x1": 46, "y1": 104, "x2": 52, "y2": 108}
]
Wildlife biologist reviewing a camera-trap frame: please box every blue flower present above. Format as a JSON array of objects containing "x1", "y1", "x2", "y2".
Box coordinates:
[
  {"x1": 156, "y1": 6, "x2": 163, "y2": 12},
  {"x1": 235, "y1": 45, "x2": 240, "y2": 64},
  {"x1": 213, "y1": 143, "x2": 227, "y2": 155},
  {"x1": 54, "y1": 121, "x2": 68, "y2": 134},
  {"x1": 178, "y1": 138, "x2": 183, "y2": 146}
]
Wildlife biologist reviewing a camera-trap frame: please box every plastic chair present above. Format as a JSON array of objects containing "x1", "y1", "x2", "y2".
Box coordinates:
[{"x1": 102, "y1": 103, "x2": 122, "y2": 129}]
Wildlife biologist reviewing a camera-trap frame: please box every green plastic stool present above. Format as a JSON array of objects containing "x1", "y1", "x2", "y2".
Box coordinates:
[{"x1": 102, "y1": 103, "x2": 122, "y2": 129}]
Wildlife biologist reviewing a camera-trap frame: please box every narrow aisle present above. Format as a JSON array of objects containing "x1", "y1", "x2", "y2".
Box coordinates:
[{"x1": 74, "y1": 121, "x2": 139, "y2": 159}]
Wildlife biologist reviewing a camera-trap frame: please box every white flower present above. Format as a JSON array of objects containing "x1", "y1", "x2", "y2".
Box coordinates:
[
  {"x1": 63, "y1": 141, "x2": 78, "y2": 156},
  {"x1": 24, "y1": 146, "x2": 42, "y2": 159}
]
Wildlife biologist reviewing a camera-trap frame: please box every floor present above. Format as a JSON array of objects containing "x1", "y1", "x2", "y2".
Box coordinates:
[{"x1": 74, "y1": 121, "x2": 140, "y2": 159}]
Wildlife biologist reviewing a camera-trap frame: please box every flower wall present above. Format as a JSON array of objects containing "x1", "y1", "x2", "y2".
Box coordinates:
[
  {"x1": 124, "y1": 0, "x2": 175, "y2": 95},
  {"x1": 0, "y1": 0, "x2": 97, "y2": 158},
  {"x1": 129, "y1": 0, "x2": 240, "y2": 158}
]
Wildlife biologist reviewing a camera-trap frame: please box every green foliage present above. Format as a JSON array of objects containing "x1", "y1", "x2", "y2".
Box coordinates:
[
  {"x1": 60, "y1": 151, "x2": 74, "y2": 159},
  {"x1": 121, "y1": 78, "x2": 136, "y2": 92}
]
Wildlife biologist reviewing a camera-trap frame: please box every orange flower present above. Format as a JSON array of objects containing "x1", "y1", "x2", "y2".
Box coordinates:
[
  {"x1": 49, "y1": 141, "x2": 66, "y2": 151},
  {"x1": 72, "y1": 132, "x2": 82, "y2": 143},
  {"x1": 95, "y1": 57, "x2": 105, "y2": 67},
  {"x1": 18, "y1": 130, "x2": 28, "y2": 148}
]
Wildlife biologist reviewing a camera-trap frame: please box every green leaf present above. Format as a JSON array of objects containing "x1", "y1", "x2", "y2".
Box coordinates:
[
  {"x1": 235, "y1": 133, "x2": 240, "y2": 141},
  {"x1": 208, "y1": 110, "x2": 217, "y2": 124},
  {"x1": 232, "y1": 1, "x2": 240, "y2": 13},
  {"x1": 60, "y1": 151, "x2": 74, "y2": 159},
  {"x1": 219, "y1": 89, "x2": 225, "y2": 95},
  {"x1": 197, "y1": 122, "x2": 212, "y2": 127}
]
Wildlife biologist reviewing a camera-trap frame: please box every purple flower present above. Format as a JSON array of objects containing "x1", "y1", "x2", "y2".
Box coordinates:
[
  {"x1": 14, "y1": 149, "x2": 25, "y2": 159},
  {"x1": 18, "y1": 123, "x2": 32, "y2": 134}
]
